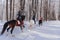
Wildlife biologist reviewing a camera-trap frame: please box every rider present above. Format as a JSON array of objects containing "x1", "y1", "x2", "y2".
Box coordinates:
[
  {"x1": 39, "y1": 16, "x2": 43, "y2": 26},
  {"x1": 17, "y1": 9, "x2": 22, "y2": 22}
]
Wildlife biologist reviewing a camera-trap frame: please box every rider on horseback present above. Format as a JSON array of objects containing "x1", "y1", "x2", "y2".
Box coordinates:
[
  {"x1": 17, "y1": 9, "x2": 25, "y2": 28},
  {"x1": 0, "y1": 9, "x2": 25, "y2": 35}
]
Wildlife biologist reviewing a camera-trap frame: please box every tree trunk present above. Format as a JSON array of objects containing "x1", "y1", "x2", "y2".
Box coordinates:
[
  {"x1": 12, "y1": 0, "x2": 15, "y2": 20},
  {"x1": 40, "y1": 0, "x2": 42, "y2": 17},
  {"x1": 20, "y1": 0, "x2": 25, "y2": 15},
  {"x1": 43, "y1": 0, "x2": 48, "y2": 21},
  {"x1": 6, "y1": 0, "x2": 8, "y2": 21},
  {"x1": 58, "y1": 0, "x2": 60, "y2": 20},
  {"x1": 10, "y1": 0, "x2": 12, "y2": 20}
]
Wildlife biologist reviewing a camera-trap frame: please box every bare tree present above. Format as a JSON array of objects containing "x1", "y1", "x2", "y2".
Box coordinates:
[
  {"x1": 10, "y1": 0, "x2": 12, "y2": 20},
  {"x1": 40, "y1": 0, "x2": 42, "y2": 17},
  {"x1": 51, "y1": 4, "x2": 56, "y2": 20},
  {"x1": 32, "y1": 0, "x2": 36, "y2": 18},
  {"x1": 6, "y1": 0, "x2": 8, "y2": 21},
  {"x1": 22, "y1": 0, "x2": 25, "y2": 10},
  {"x1": 29, "y1": 0, "x2": 32, "y2": 20},
  {"x1": 32, "y1": 0, "x2": 34, "y2": 15},
  {"x1": 12, "y1": 0, "x2": 15, "y2": 20},
  {"x1": 43, "y1": 0, "x2": 48, "y2": 21},
  {"x1": 20, "y1": 0, "x2": 25, "y2": 13},
  {"x1": 29, "y1": 5, "x2": 32, "y2": 20},
  {"x1": 36, "y1": 0, "x2": 38, "y2": 20},
  {"x1": 58, "y1": 0, "x2": 60, "y2": 20},
  {"x1": 47, "y1": 0, "x2": 51, "y2": 20}
]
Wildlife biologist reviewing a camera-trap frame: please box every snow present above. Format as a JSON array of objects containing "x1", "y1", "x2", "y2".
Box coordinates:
[{"x1": 0, "y1": 21, "x2": 60, "y2": 40}]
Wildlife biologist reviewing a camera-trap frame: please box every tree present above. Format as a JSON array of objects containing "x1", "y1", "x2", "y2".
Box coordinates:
[
  {"x1": 20, "y1": 0, "x2": 25, "y2": 12},
  {"x1": 51, "y1": 4, "x2": 56, "y2": 20},
  {"x1": 40, "y1": 0, "x2": 42, "y2": 17},
  {"x1": 10, "y1": 0, "x2": 12, "y2": 20},
  {"x1": 29, "y1": 0, "x2": 32, "y2": 20},
  {"x1": 58, "y1": 0, "x2": 60, "y2": 20},
  {"x1": 12, "y1": 0, "x2": 15, "y2": 20},
  {"x1": 6, "y1": 0, "x2": 8, "y2": 21},
  {"x1": 43, "y1": 0, "x2": 48, "y2": 21}
]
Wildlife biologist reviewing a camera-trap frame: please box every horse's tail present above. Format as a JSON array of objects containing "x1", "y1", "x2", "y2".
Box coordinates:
[{"x1": 1, "y1": 22, "x2": 8, "y2": 35}]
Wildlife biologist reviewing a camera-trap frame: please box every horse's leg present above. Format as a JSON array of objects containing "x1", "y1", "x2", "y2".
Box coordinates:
[
  {"x1": 10, "y1": 26, "x2": 15, "y2": 34},
  {"x1": 7, "y1": 27, "x2": 11, "y2": 32},
  {"x1": 20, "y1": 25, "x2": 23, "y2": 32},
  {"x1": 20, "y1": 26, "x2": 22, "y2": 30}
]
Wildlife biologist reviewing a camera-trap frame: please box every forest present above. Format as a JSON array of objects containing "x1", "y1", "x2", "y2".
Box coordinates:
[{"x1": 0, "y1": 0, "x2": 60, "y2": 21}]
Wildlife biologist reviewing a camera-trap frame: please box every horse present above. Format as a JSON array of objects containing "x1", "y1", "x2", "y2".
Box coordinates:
[
  {"x1": 1, "y1": 15, "x2": 25, "y2": 35},
  {"x1": 29, "y1": 20, "x2": 34, "y2": 29}
]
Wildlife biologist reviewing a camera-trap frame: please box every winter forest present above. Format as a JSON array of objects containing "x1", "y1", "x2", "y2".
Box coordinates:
[
  {"x1": 0, "y1": 0, "x2": 60, "y2": 40},
  {"x1": 0, "y1": 0, "x2": 60, "y2": 21}
]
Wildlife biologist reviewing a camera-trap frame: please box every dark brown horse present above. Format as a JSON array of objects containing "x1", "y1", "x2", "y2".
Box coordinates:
[{"x1": 1, "y1": 15, "x2": 25, "y2": 35}]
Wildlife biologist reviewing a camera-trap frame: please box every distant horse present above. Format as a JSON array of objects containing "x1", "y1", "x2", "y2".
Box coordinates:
[
  {"x1": 1, "y1": 15, "x2": 25, "y2": 35},
  {"x1": 29, "y1": 20, "x2": 34, "y2": 29}
]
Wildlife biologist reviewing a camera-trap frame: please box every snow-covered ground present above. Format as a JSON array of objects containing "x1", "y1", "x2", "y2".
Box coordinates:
[{"x1": 0, "y1": 21, "x2": 60, "y2": 40}]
